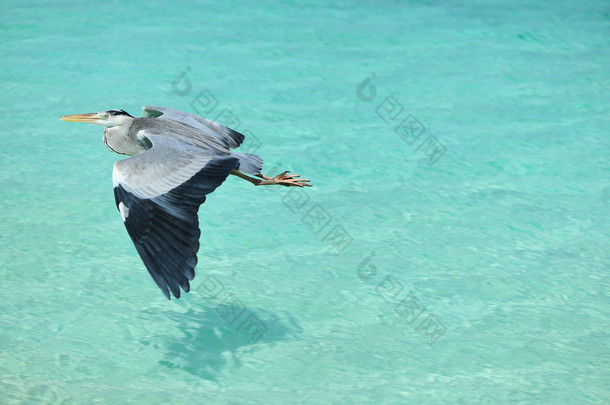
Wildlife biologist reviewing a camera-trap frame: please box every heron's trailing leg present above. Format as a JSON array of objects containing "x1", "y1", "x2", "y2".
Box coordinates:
[{"x1": 230, "y1": 169, "x2": 311, "y2": 187}]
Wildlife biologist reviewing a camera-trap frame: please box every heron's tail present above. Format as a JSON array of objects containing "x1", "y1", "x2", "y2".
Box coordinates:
[{"x1": 231, "y1": 151, "x2": 264, "y2": 176}]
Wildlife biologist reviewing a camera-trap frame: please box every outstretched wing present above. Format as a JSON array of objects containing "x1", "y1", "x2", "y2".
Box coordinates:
[
  {"x1": 113, "y1": 134, "x2": 239, "y2": 299},
  {"x1": 142, "y1": 105, "x2": 245, "y2": 149}
]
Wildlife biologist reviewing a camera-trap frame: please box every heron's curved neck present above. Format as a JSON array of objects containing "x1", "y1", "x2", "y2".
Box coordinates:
[{"x1": 103, "y1": 120, "x2": 145, "y2": 156}]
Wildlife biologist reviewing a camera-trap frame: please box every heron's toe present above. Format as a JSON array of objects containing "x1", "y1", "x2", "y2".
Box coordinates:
[{"x1": 273, "y1": 171, "x2": 312, "y2": 187}]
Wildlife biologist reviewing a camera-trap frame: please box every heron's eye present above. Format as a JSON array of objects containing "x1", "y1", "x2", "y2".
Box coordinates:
[{"x1": 103, "y1": 113, "x2": 109, "y2": 119}]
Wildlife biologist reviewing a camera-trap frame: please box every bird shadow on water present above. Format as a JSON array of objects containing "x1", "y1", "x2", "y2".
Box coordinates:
[{"x1": 150, "y1": 300, "x2": 302, "y2": 382}]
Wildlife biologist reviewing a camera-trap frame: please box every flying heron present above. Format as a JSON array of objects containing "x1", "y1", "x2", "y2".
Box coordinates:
[{"x1": 59, "y1": 106, "x2": 311, "y2": 299}]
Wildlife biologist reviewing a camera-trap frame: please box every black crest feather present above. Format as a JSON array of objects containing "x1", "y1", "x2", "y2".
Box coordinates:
[{"x1": 106, "y1": 109, "x2": 133, "y2": 117}]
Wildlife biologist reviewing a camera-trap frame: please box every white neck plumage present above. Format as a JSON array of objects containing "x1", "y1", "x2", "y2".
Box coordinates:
[{"x1": 103, "y1": 118, "x2": 145, "y2": 156}]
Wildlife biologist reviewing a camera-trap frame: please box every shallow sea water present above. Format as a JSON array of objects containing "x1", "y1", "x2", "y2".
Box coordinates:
[{"x1": 1, "y1": 0, "x2": 609, "y2": 403}]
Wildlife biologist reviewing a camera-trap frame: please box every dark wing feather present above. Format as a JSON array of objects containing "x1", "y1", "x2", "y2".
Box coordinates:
[{"x1": 113, "y1": 135, "x2": 239, "y2": 299}]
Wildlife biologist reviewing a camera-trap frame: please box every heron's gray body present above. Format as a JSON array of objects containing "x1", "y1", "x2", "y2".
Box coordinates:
[
  {"x1": 105, "y1": 107, "x2": 263, "y2": 176},
  {"x1": 108, "y1": 106, "x2": 263, "y2": 299}
]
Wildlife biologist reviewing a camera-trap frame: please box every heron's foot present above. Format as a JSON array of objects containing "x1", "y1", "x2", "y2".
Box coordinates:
[{"x1": 272, "y1": 171, "x2": 312, "y2": 187}]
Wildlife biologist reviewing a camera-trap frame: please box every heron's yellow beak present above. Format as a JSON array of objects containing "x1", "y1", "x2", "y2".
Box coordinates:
[{"x1": 59, "y1": 113, "x2": 101, "y2": 123}]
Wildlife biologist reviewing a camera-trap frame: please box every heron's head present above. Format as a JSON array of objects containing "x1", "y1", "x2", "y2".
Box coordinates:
[{"x1": 59, "y1": 109, "x2": 134, "y2": 127}]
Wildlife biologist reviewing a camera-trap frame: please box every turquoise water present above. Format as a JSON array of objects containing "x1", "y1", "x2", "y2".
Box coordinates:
[{"x1": 1, "y1": 0, "x2": 609, "y2": 403}]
